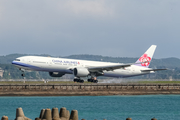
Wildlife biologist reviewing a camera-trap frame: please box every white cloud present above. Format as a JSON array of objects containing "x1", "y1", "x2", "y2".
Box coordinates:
[
  {"x1": 58, "y1": 0, "x2": 114, "y2": 17},
  {"x1": 0, "y1": 0, "x2": 180, "y2": 58}
]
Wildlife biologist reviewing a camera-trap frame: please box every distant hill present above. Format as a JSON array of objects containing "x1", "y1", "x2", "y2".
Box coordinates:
[
  {"x1": 0, "y1": 54, "x2": 179, "y2": 79},
  {"x1": 0, "y1": 54, "x2": 52, "y2": 64},
  {"x1": 66, "y1": 54, "x2": 180, "y2": 68}
]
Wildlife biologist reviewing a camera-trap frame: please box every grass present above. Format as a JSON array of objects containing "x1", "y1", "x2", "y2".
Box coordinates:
[
  {"x1": 137, "y1": 81, "x2": 180, "y2": 84},
  {"x1": 0, "y1": 81, "x2": 90, "y2": 84}
]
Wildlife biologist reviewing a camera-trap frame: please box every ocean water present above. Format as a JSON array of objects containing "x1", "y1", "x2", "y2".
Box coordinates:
[{"x1": 0, "y1": 95, "x2": 179, "y2": 120}]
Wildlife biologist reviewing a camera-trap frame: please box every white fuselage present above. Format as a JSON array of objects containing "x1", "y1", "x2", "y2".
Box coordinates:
[{"x1": 12, "y1": 56, "x2": 153, "y2": 78}]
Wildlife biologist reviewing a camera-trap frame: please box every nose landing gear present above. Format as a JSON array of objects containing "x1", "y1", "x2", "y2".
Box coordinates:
[
  {"x1": 21, "y1": 73, "x2": 25, "y2": 77},
  {"x1": 19, "y1": 68, "x2": 25, "y2": 77}
]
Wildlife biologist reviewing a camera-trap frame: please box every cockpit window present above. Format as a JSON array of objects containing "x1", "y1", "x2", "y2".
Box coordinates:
[{"x1": 15, "y1": 59, "x2": 20, "y2": 61}]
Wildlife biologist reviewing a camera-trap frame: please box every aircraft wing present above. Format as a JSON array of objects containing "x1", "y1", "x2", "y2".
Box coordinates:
[
  {"x1": 69, "y1": 61, "x2": 149, "y2": 72},
  {"x1": 141, "y1": 68, "x2": 167, "y2": 72},
  {"x1": 88, "y1": 63, "x2": 135, "y2": 72}
]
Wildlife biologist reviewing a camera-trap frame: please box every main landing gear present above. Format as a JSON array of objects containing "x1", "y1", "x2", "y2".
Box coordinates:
[
  {"x1": 73, "y1": 75, "x2": 98, "y2": 83},
  {"x1": 87, "y1": 77, "x2": 98, "y2": 83},
  {"x1": 73, "y1": 78, "x2": 84, "y2": 83}
]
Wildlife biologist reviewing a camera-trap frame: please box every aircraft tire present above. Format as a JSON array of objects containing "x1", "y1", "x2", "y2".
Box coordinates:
[
  {"x1": 93, "y1": 80, "x2": 98, "y2": 83},
  {"x1": 90, "y1": 79, "x2": 94, "y2": 82},
  {"x1": 80, "y1": 80, "x2": 84, "y2": 83},
  {"x1": 87, "y1": 79, "x2": 91, "y2": 82},
  {"x1": 21, "y1": 74, "x2": 25, "y2": 77},
  {"x1": 74, "y1": 79, "x2": 78, "y2": 82}
]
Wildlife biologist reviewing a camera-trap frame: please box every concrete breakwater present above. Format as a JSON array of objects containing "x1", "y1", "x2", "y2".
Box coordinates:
[
  {"x1": 0, "y1": 83, "x2": 180, "y2": 96},
  {"x1": 1, "y1": 107, "x2": 158, "y2": 120}
]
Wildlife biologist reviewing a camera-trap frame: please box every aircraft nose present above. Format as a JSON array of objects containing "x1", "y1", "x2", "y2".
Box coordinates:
[
  {"x1": 12, "y1": 58, "x2": 21, "y2": 64},
  {"x1": 12, "y1": 60, "x2": 18, "y2": 64},
  {"x1": 12, "y1": 61, "x2": 15, "y2": 64}
]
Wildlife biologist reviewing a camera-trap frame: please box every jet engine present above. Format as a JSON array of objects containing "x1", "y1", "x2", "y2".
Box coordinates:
[
  {"x1": 74, "y1": 67, "x2": 89, "y2": 77},
  {"x1": 49, "y1": 72, "x2": 65, "y2": 77}
]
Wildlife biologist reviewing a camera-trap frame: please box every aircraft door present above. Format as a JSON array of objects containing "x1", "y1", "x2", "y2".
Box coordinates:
[{"x1": 48, "y1": 60, "x2": 52, "y2": 66}]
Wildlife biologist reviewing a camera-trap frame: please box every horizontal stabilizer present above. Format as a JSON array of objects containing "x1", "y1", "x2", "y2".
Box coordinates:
[{"x1": 141, "y1": 68, "x2": 167, "y2": 72}]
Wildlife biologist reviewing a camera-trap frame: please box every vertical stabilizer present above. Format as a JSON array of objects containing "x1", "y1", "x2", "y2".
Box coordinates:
[{"x1": 135, "y1": 45, "x2": 157, "y2": 68}]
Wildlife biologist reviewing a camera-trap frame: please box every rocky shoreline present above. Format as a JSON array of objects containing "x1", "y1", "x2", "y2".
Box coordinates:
[{"x1": 0, "y1": 90, "x2": 180, "y2": 96}]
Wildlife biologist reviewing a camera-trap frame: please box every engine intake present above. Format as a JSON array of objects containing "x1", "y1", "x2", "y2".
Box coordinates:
[
  {"x1": 49, "y1": 72, "x2": 65, "y2": 77},
  {"x1": 74, "y1": 67, "x2": 89, "y2": 77}
]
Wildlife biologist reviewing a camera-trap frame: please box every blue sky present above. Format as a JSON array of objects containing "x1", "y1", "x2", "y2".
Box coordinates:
[{"x1": 0, "y1": 0, "x2": 179, "y2": 58}]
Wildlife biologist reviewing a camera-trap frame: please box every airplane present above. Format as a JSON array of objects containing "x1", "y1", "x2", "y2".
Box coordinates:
[{"x1": 12, "y1": 45, "x2": 166, "y2": 83}]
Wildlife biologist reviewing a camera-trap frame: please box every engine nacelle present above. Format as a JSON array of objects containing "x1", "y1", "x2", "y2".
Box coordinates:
[
  {"x1": 74, "y1": 67, "x2": 89, "y2": 77},
  {"x1": 49, "y1": 72, "x2": 65, "y2": 77}
]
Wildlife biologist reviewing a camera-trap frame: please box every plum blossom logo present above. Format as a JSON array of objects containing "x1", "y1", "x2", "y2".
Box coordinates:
[{"x1": 139, "y1": 54, "x2": 151, "y2": 66}]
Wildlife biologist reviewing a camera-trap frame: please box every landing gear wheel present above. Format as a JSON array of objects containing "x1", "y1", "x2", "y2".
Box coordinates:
[
  {"x1": 89, "y1": 76, "x2": 98, "y2": 83},
  {"x1": 88, "y1": 79, "x2": 92, "y2": 82},
  {"x1": 74, "y1": 79, "x2": 78, "y2": 82},
  {"x1": 90, "y1": 79, "x2": 98, "y2": 83},
  {"x1": 74, "y1": 79, "x2": 84, "y2": 83},
  {"x1": 21, "y1": 73, "x2": 25, "y2": 77},
  {"x1": 93, "y1": 80, "x2": 98, "y2": 83},
  {"x1": 89, "y1": 79, "x2": 93, "y2": 82},
  {"x1": 80, "y1": 80, "x2": 84, "y2": 83}
]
